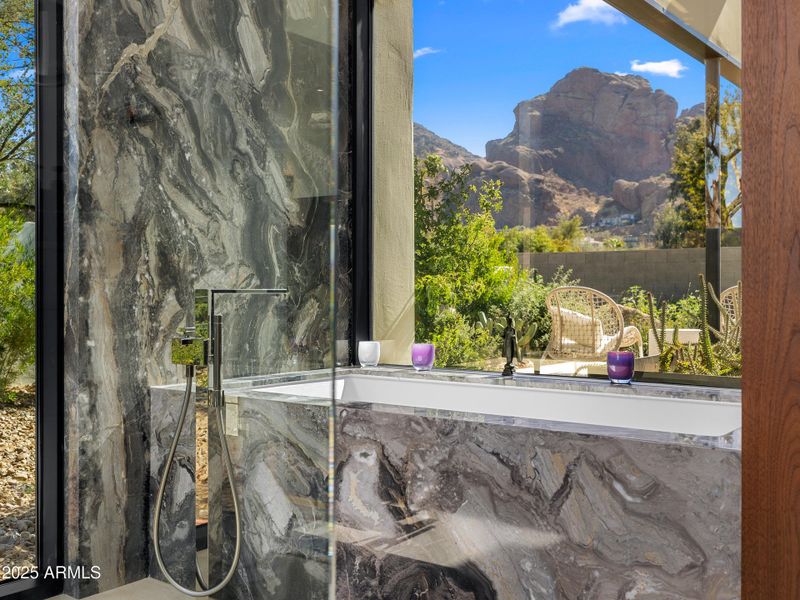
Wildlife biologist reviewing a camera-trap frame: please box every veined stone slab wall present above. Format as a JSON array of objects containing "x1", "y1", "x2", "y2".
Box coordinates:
[{"x1": 62, "y1": 0, "x2": 351, "y2": 594}]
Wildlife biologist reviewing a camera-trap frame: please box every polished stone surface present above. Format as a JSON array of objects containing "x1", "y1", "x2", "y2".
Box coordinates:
[
  {"x1": 208, "y1": 394, "x2": 331, "y2": 600},
  {"x1": 149, "y1": 369, "x2": 740, "y2": 599},
  {"x1": 218, "y1": 367, "x2": 741, "y2": 449},
  {"x1": 336, "y1": 405, "x2": 740, "y2": 599},
  {"x1": 148, "y1": 387, "x2": 197, "y2": 588},
  {"x1": 62, "y1": 0, "x2": 347, "y2": 594}
]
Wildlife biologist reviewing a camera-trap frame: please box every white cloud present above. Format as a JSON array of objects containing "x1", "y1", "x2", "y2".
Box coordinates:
[
  {"x1": 414, "y1": 47, "x2": 442, "y2": 60},
  {"x1": 630, "y1": 58, "x2": 688, "y2": 78},
  {"x1": 552, "y1": 0, "x2": 626, "y2": 29}
]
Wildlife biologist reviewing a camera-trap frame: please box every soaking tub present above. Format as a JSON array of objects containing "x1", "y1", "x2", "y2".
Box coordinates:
[
  {"x1": 153, "y1": 368, "x2": 742, "y2": 599},
  {"x1": 264, "y1": 373, "x2": 742, "y2": 441}
]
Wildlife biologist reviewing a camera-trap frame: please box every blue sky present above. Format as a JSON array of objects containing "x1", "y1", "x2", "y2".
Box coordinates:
[{"x1": 413, "y1": 0, "x2": 707, "y2": 156}]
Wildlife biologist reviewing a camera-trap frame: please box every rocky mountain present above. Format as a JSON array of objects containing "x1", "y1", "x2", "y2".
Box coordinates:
[
  {"x1": 414, "y1": 68, "x2": 687, "y2": 231},
  {"x1": 413, "y1": 123, "x2": 479, "y2": 168},
  {"x1": 486, "y1": 68, "x2": 677, "y2": 195}
]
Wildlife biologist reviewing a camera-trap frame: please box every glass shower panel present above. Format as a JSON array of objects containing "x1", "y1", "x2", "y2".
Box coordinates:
[
  {"x1": 200, "y1": 1, "x2": 345, "y2": 599},
  {"x1": 207, "y1": 292, "x2": 335, "y2": 600}
]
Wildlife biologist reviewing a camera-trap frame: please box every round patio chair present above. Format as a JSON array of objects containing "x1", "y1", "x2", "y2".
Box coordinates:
[{"x1": 543, "y1": 286, "x2": 643, "y2": 361}]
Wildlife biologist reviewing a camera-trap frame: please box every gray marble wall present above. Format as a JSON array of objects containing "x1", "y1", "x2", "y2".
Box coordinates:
[{"x1": 62, "y1": 0, "x2": 349, "y2": 594}]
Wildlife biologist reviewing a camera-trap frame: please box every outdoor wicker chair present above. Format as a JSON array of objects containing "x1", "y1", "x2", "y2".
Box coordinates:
[
  {"x1": 719, "y1": 284, "x2": 742, "y2": 345},
  {"x1": 720, "y1": 284, "x2": 742, "y2": 329},
  {"x1": 543, "y1": 286, "x2": 643, "y2": 360}
]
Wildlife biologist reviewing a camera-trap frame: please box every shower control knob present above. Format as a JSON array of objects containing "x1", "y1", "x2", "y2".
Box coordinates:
[{"x1": 170, "y1": 332, "x2": 209, "y2": 367}]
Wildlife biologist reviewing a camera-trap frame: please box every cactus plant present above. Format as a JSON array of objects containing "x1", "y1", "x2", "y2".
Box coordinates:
[{"x1": 645, "y1": 275, "x2": 741, "y2": 377}]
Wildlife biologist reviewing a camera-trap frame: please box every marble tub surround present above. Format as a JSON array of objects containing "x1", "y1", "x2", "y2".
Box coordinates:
[
  {"x1": 218, "y1": 367, "x2": 741, "y2": 449},
  {"x1": 336, "y1": 406, "x2": 740, "y2": 599},
  {"x1": 348, "y1": 365, "x2": 742, "y2": 403},
  {"x1": 62, "y1": 0, "x2": 350, "y2": 594},
  {"x1": 208, "y1": 391, "x2": 332, "y2": 600},
  {"x1": 164, "y1": 369, "x2": 742, "y2": 598}
]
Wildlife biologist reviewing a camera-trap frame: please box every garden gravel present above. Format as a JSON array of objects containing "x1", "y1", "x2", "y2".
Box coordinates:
[{"x1": 0, "y1": 389, "x2": 36, "y2": 579}]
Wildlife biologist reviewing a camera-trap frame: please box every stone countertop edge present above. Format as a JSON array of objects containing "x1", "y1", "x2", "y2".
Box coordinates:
[
  {"x1": 346, "y1": 366, "x2": 742, "y2": 403},
  {"x1": 151, "y1": 364, "x2": 741, "y2": 403},
  {"x1": 151, "y1": 366, "x2": 741, "y2": 450}
]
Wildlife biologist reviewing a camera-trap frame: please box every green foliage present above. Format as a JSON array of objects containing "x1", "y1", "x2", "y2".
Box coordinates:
[
  {"x1": 476, "y1": 312, "x2": 538, "y2": 361},
  {"x1": 603, "y1": 236, "x2": 625, "y2": 250},
  {"x1": 414, "y1": 155, "x2": 521, "y2": 365},
  {"x1": 641, "y1": 276, "x2": 741, "y2": 377},
  {"x1": 669, "y1": 117, "x2": 705, "y2": 247},
  {"x1": 0, "y1": 209, "x2": 35, "y2": 398},
  {"x1": 620, "y1": 285, "x2": 701, "y2": 330},
  {"x1": 653, "y1": 204, "x2": 687, "y2": 249},
  {"x1": 716, "y1": 89, "x2": 743, "y2": 229},
  {"x1": 619, "y1": 285, "x2": 701, "y2": 357},
  {"x1": 501, "y1": 216, "x2": 584, "y2": 254},
  {"x1": 501, "y1": 268, "x2": 578, "y2": 353},
  {"x1": 551, "y1": 216, "x2": 583, "y2": 250},
  {"x1": 501, "y1": 226, "x2": 558, "y2": 253},
  {"x1": 428, "y1": 310, "x2": 492, "y2": 367},
  {"x1": 670, "y1": 90, "x2": 743, "y2": 246}
]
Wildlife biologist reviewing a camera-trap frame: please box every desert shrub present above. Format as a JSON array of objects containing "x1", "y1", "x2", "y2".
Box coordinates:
[
  {"x1": 653, "y1": 204, "x2": 688, "y2": 249},
  {"x1": 0, "y1": 209, "x2": 35, "y2": 399},
  {"x1": 502, "y1": 225, "x2": 558, "y2": 253},
  {"x1": 619, "y1": 285, "x2": 701, "y2": 355},
  {"x1": 428, "y1": 310, "x2": 492, "y2": 367},
  {"x1": 621, "y1": 285, "x2": 701, "y2": 329},
  {"x1": 550, "y1": 216, "x2": 583, "y2": 251},
  {"x1": 603, "y1": 236, "x2": 625, "y2": 250}
]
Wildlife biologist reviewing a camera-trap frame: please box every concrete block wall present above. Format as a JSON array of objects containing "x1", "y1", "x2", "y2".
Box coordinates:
[{"x1": 520, "y1": 247, "x2": 742, "y2": 300}]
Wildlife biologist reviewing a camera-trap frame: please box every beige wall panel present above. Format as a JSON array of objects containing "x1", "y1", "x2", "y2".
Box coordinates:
[{"x1": 372, "y1": 0, "x2": 415, "y2": 364}]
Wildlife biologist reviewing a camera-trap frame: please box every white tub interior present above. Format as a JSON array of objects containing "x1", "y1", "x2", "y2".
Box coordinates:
[{"x1": 260, "y1": 375, "x2": 741, "y2": 438}]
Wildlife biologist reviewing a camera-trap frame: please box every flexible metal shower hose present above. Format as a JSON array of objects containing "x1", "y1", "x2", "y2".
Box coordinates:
[{"x1": 153, "y1": 366, "x2": 242, "y2": 596}]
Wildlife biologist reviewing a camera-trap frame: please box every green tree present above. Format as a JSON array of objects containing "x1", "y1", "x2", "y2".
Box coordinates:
[
  {"x1": 0, "y1": 0, "x2": 35, "y2": 216},
  {"x1": 550, "y1": 215, "x2": 583, "y2": 251},
  {"x1": 415, "y1": 155, "x2": 520, "y2": 365},
  {"x1": 0, "y1": 0, "x2": 35, "y2": 397},
  {"x1": 670, "y1": 90, "x2": 742, "y2": 245},
  {"x1": 669, "y1": 117, "x2": 706, "y2": 246},
  {"x1": 653, "y1": 204, "x2": 687, "y2": 249},
  {"x1": 716, "y1": 89, "x2": 743, "y2": 227}
]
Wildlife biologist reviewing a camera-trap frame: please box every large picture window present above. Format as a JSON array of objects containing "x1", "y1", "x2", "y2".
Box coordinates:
[{"x1": 409, "y1": 0, "x2": 742, "y2": 383}]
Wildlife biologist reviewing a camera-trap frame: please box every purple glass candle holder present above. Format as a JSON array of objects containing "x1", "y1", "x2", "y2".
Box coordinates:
[
  {"x1": 607, "y1": 351, "x2": 635, "y2": 384},
  {"x1": 411, "y1": 343, "x2": 436, "y2": 371}
]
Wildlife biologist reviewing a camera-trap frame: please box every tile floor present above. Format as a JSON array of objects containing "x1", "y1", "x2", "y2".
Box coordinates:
[
  {"x1": 49, "y1": 550, "x2": 208, "y2": 599},
  {"x1": 48, "y1": 577, "x2": 193, "y2": 599}
]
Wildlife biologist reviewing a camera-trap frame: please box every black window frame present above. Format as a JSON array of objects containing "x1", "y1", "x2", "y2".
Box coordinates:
[
  {"x1": 1, "y1": 0, "x2": 64, "y2": 594},
  {"x1": 349, "y1": 0, "x2": 373, "y2": 361}
]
